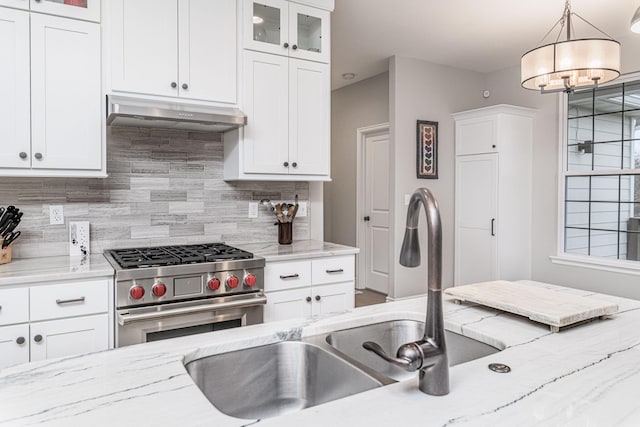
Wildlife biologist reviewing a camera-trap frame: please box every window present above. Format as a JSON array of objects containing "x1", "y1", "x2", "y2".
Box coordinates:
[{"x1": 562, "y1": 77, "x2": 640, "y2": 264}]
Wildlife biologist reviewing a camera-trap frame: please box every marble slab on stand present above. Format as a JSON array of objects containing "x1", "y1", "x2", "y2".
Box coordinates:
[{"x1": 444, "y1": 280, "x2": 619, "y2": 332}]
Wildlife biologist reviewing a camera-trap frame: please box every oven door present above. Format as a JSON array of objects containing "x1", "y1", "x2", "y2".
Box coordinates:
[{"x1": 116, "y1": 293, "x2": 267, "y2": 347}]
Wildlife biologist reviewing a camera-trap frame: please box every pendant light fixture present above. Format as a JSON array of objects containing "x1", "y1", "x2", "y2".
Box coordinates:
[
  {"x1": 632, "y1": 5, "x2": 640, "y2": 33},
  {"x1": 521, "y1": 0, "x2": 621, "y2": 94}
]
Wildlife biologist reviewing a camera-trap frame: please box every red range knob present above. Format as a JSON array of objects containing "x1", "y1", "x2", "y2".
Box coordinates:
[
  {"x1": 226, "y1": 275, "x2": 239, "y2": 289},
  {"x1": 130, "y1": 285, "x2": 145, "y2": 300},
  {"x1": 152, "y1": 282, "x2": 167, "y2": 297},
  {"x1": 208, "y1": 278, "x2": 221, "y2": 291},
  {"x1": 244, "y1": 273, "x2": 257, "y2": 287}
]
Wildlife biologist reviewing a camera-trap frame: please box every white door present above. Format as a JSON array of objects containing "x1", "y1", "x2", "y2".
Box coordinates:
[
  {"x1": 264, "y1": 288, "x2": 312, "y2": 322},
  {"x1": 0, "y1": 7, "x2": 30, "y2": 169},
  {"x1": 0, "y1": 0, "x2": 28, "y2": 10},
  {"x1": 178, "y1": 0, "x2": 237, "y2": 103},
  {"x1": 110, "y1": 0, "x2": 178, "y2": 97},
  {"x1": 363, "y1": 131, "x2": 390, "y2": 294},
  {"x1": 242, "y1": 50, "x2": 289, "y2": 174},
  {"x1": 455, "y1": 153, "x2": 498, "y2": 285},
  {"x1": 289, "y1": 58, "x2": 330, "y2": 175},
  {"x1": 243, "y1": 0, "x2": 289, "y2": 57},
  {"x1": 30, "y1": 14, "x2": 102, "y2": 170},
  {"x1": 30, "y1": 0, "x2": 101, "y2": 22},
  {"x1": 288, "y1": 2, "x2": 330, "y2": 63},
  {"x1": 0, "y1": 324, "x2": 30, "y2": 370},
  {"x1": 312, "y1": 283, "x2": 354, "y2": 317},
  {"x1": 30, "y1": 314, "x2": 108, "y2": 362}
]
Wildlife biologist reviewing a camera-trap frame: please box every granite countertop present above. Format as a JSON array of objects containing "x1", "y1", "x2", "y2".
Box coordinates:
[
  {"x1": 234, "y1": 240, "x2": 359, "y2": 262},
  {"x1": 0, "y1": 255, "x2": 114, "y2": 287},
  {"x1": 1, "y1": 281, "x2": 639, "y2": 426}
]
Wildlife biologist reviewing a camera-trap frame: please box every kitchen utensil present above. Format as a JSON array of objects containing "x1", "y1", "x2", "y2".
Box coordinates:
[
  {"x1": 2, "y1": 212, "x2": 22, "y2": 237},
  {"x1": 281, "y1": 203, "x2": 290, "y2": 221},
  {"x1": 275, "y1": 204, "x2": 285, "y2": 223},
  {"x1": 2, "y1": 231, "x2": 20, "y2": 249},
  {"x1": 0, "y1": 213, "x2": 14, "y2": 234},
  {"x1": 290, "y1": 204, "x2": 299, "y2": 221}
]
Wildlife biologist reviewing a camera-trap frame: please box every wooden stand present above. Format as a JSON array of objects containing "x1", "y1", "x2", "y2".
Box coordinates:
[{"x1": 0, "y1": 241, "x2": 12, "y2": 265}]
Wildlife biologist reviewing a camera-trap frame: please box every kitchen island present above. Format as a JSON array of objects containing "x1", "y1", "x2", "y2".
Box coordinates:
[{"x1": 1, "y1": 280, "x2": 639, "y2": 426}]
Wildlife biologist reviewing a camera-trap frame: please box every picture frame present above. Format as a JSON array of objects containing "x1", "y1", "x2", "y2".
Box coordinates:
[{"x1": 416, "y1": 120, "x2": 438, "y2": 179}]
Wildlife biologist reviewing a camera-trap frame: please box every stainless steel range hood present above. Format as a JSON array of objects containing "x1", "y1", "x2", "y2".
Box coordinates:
[{"x1": 107, "y1": 95, "x2": 246, "y2": 133}]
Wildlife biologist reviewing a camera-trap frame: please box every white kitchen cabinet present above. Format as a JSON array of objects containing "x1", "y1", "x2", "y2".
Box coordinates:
[
  {"x1": 244, "y1": 0, "x2": 330, "y2": 64},
  {"x1": 0, "y1": 0, "x2": 28, "y2": 10},
  {"x1": 109, "y1": 0, "x2": 237, "y2": 104},
  {"x1": 0, "y1": 7, "x2": 104, "y2": 177},
  {"x1": 30, "y1": 13, "x2": 102, "y2": 171},
  {"x1": 0, "y1": 7, "x2": 30, "y2": 169},
  {"x1": 225, "y1": 50, "x2": 330, "y2": 180},
  {"x1": 30, "y1": 314, "x2": 108, "y2": 362},
  {"x1": 0, "y1": 324, "x2": 30, "y2": 369},
  {"x1": 31, "y1": 0, "x2": 100, "y2": 22},
  {"x1": 263, "y1": 255, "x2": 355, "y2": 322},
  {"x1": 453, "y1": 105, "x2": 535, "y2": 286},
  {"x1": 0, "y1": 277, "x2": 112, "y2": 370}
]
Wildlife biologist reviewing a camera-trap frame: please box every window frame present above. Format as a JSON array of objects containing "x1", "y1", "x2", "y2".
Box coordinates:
[{"x1": 554, "y1": 71, "x2": 640, "y2": 276}]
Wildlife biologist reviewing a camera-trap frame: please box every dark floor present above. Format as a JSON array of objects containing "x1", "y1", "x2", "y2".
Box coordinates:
[{"x1": 355, "y1": 288, "x2": 387, "y2": 307}]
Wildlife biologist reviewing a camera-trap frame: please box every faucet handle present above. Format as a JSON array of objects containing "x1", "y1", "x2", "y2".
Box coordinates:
[{"x1": 363, "y1": 341, "x2": 422, "y2": 372}]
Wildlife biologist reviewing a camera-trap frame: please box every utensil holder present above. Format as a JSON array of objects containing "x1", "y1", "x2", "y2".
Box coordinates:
[
  {"x1": 0, "y1": 241, "x2": 13, "y2": 265},
  {"x1": 278, "y1": 222, "x2": 293, "y2": 245}
]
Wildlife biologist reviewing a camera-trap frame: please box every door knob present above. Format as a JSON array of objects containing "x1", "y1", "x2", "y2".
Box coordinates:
[
  {"x1": 16, "y1": 337, "x2": 25, "y2": 345},
  {"x1": 292, "y1": 44, "x2": 298, "y2": 50},
  {"x1": 315, "y1": 295, "x2": 321, "y2": 301},
  {"x1": 283, "y1": 161, "x2": 289, "y2": 167},
  {"x1": 306, "y1": 296, "x2": 312, "y2": 303},
  {"x1": 34, "y1": 334, "x2": 43, "y2": 343},
  {"x1": 364, "y1": 216, "x2": 370, "y2": 221},
  {"x1": 171, "y1": 82, "x2": 177, "y2": 88},
  {"x1": 182, "y1": 83, "x2": 189, "y2": 90},
  {"x1": 283, "y1": 42, "x2": 289, "y2": 48},
  {"x1": 19, "y1": 152, "x2": 27, "y2": 159},
  {"x1": 34, "y1": 153, "x2": 43, "y2": 160}
]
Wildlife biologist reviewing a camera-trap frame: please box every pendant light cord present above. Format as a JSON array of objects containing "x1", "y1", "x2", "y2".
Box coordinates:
[{"x1": 536, "y1": 0, "x2": 615, "y2": 47}]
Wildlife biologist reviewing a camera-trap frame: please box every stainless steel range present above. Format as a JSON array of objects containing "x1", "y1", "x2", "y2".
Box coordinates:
[{"x1": 104, "y1": 243, "x2": 266, "y2": 347}]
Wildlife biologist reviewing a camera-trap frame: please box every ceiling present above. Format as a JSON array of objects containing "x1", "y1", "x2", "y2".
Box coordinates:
[{"x1": 330, "y1": 0, "x2": 639, "y2": 90}]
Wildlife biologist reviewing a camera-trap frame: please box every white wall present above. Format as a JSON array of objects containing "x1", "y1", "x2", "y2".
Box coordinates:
[
  {"x1": 325, "y1": 72, "x2": 389, "y2": 246},
  {"x1": 482, "y1": 33, "x2": 640, "y2": 299},
  {"x1": 389, "y1": 56, "x2": 485, "y2": 299}
]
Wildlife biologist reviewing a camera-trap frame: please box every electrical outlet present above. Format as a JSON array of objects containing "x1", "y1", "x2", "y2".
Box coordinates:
[
  {"x1": 297, "y1": 202, "x2": 308, "y2": 217},
  {"x1": 49, "y1": 205, "x2": 64, "y2": 225},
  {"x1": 248, "y1": 202, "x2": 259, "y2": 219},
  {"x1": 69, "y1": 221, "x2": 90, "y2": 257}
]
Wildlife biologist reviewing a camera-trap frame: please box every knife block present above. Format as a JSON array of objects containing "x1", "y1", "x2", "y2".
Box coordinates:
[{"x1": 0, "y1": 241, "x2": 12, "y2": 265}]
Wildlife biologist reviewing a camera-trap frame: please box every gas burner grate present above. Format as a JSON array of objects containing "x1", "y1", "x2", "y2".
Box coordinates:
[{"x1": 108, "y1": 243, "x2": 254, "y2": 269}]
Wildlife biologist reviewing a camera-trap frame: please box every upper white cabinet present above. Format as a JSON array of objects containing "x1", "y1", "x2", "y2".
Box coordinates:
[
  {"x1": 453, "y1": 105, "x2": 535, "y2": 286},
  {"x1": 0, "y1": 0, "x2": 100, "y2": 22},
  {"x1": 0, "y1": 6, "x2": 104, "y2": 176},
  {"x1": 244, "y1": 0, "x2": 330, "y2": 63},
  {"x1": 109, "y1": 0, "x2": 237, "y2": 104}
]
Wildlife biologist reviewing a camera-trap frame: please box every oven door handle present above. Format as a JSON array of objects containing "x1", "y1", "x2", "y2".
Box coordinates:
[{"x1": 117, "y1": 295, "x2": 268, "y2": 326}]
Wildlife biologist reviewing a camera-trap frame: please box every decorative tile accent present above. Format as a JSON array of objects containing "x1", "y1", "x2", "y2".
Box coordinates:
[{"x1": 3, "y1": 126, "x2": 310, "y2": 259}]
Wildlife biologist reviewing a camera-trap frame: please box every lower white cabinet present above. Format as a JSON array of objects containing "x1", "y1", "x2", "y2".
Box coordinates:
[
  {"x1": 264, "y1": 255, "x2": 355, "y2": 322},
  {"x1": 0, "y1": 277, "x2": 112, "y2": 370}
]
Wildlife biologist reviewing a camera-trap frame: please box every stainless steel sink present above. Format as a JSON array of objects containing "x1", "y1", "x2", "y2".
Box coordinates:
[
  {"x1": 185, "y1": 341, "x2": 382, "y2": 420},
  {"x1": 325, "y1": 320, "x2": 500, "y2": 381}
]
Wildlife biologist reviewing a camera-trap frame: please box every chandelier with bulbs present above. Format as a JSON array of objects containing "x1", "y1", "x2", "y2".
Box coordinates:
[{"x1": 521, "y1": 0, "x2": 621, "y2": 94}]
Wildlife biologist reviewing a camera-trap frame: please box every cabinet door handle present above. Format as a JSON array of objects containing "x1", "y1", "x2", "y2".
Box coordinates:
[
  {"x1": 34, "y1": 153, "x2": 43, "y2": 160},
  {"x1": 171, "y1": 82, "x2": 177, "y2": 88},
  {"x1": 182, "y1": 83, "x2": 189, "y2": 90},
  {"x1": 16, "y1": 337, "x2": 25, "y2": 345},
  {"x1": 56, "y1": 296, "x2": 86, "y2": 305},
  {"x1": 491, "y1": 218, "x2": 496, "y2": 236},
  {"x1": 291, "y1": 162, "x2": 298, "y2": 168},
  {"x1": 19, "y1": 152, "x2": 27, "y2": 159},
  {"x1": 283, "y1": 42, "x2": 289, "y2": 48},
  {"x1": 292, "y1": 44, "x2": 298, "y2": 50},
  {"x1": 34, "y1": 334, "x2": 43, "y2": 343},
  {"x1": 315, "y1": 295, "x2": 321, "y2": 301},
  {"x1": 306, "y1": 296, "x2": 312, "y2": 303},
  {"x1": 325, "y1": 269, "x2": 344, "y2": 274},
  {"x1": 283, "y1": 161, "x2": 289, "y2": 167},
  {"x1": 279, "y1": 274, "x2": 299, "y2": 280}
]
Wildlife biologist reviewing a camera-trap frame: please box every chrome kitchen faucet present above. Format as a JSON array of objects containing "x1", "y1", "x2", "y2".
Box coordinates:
[{"x1": 363, "y1": 188, "x2": 449, "y2": 396}]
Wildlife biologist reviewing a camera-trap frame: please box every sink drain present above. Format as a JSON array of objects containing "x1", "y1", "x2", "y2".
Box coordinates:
[{"x1": 488, "y1": 363, "x2": 511, "y2": 373}]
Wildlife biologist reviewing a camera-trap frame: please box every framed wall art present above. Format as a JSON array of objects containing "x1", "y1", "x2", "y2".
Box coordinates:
[{"x1": 416, "y1": 120, "x2": 438, "y2": 179}]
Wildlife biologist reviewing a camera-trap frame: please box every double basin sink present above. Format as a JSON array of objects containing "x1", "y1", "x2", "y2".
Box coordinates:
[{"x1": 185, "y1": 320, "x2": 500, "y2": 420}]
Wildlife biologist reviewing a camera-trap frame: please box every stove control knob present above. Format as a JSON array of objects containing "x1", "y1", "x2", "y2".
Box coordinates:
[
  {"x1": 152, "y1": 282, "x2": 167, "y2": 297},
  {"x1": 130, "y1": 285, "x2": 145, "y2": 300},
  {"x1": 208, "y1": 278, "x2": 221, "y2": 291},
  {"x1": 244, "y1": 273, "x2": 257, "y2": 287},
  {"x1": 226, "y1": 275, "x2": 239, "y2": 289}
]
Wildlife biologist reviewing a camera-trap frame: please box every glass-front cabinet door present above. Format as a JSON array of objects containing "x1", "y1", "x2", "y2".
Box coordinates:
[
  {"x1": 244, "y1": 0, "x2": 289, "y2": 57},
  {"x1": 29, "y1": 0, "x2": 100, "y2": 23},
  {"x1": 288, "y1": 2, "x2": 329, "y2": 63}
]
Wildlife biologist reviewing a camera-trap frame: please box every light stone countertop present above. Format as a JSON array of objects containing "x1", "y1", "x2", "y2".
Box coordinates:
[
  {"x1": 234, "y1": 240, "x2": 359, "y2": 262},
  {"x1": 0, "y1": 255, "x2": 114, "y2": 287},
  {"x1": 1, "y1": 280, "x2": 639, "y2": 426}
]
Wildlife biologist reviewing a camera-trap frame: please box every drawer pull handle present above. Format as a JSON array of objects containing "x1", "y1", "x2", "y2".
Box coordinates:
[
  {"x1": 325, "y1": 269, "x2": 344, "y2": 274},
  {"x1": 279, "y1": 274, "x2": 300, "y2": 280},
  {"x1": 56, "y1": 297, "x2": 86, "y2": 305}
]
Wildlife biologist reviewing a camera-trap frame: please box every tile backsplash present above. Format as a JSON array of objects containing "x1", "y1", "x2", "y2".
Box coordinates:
[{"x1": 0, "y1": 127, "x2": 309, "y2": 259}]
